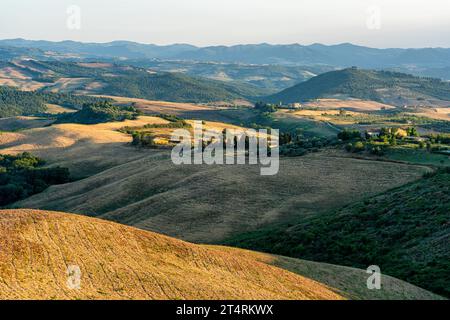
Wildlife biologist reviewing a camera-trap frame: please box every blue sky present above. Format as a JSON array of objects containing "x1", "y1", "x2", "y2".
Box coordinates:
[{"x1": 1, "y1": 0, "x2": 450, "y2": 48}]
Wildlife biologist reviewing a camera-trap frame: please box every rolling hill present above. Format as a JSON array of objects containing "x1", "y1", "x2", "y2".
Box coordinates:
[
  {"x1": 0, "y1": 209, "x2": 441, "y2": 300},
  {"x1": 0, "y1": 85, "x2": 111, "y2": 117},
  {"x1": 99, "y1": 71, "x2": 266, "y2": 102},
  {"x1": 265, "y1": 68, "x2": 450, "y2": 106},
  {"x1": 225, "y1": 169, "x2": 450, "y2": 297},
  {"x1": 1, "y1": 115, "x2": 444, "y2": 299},
  {"x1": 54, "y1": 101, "x2": 140, "y2": 125},
  {"x1": 121, "y1": 59, "x2": 336, "y2": 92},
  {"x1": 0, "y1": 60, "x2": 266, "y2": 103},
  {"x1": 1, "y1": 116, "x2": 430, "y2": 242}
]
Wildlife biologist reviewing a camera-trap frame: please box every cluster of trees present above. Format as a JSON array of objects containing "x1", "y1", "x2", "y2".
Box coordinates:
[
  {"x1": 125, "y1": 115, "x2": 192, "y2": 147},
  {"x1": 337, "y1": 129, "x2": 361, "y2": 141},
  {"x1": 278, "y1": 131, "x2": 337, "y2": 157},
  {"x1": 40, "y1": 92, "x2": 113, "y2": 110},
  {"x1": 120, "y1": 115, "x2": 191, "y2": 134},
  {"x1": 0, "y1": 86, "x2": 48, "y2": 117},
  {"x1": 0, "y1": 152, "x2": 70, "y2": 206},
  {"x1": 427, "y1": 133, "x2": 450, "y2": 145},
  {"x1": 254, "y1": 102, "x2": 278, "y2": 113},
  {"x1": 55, "y1": 101, "x2": 141, "y2": 124},
  {"x1": 0, "y1": 85, "x2": 113, "y2": 118},
  {"x1": 338, "y1": 127, "x2": 423, "y2": 155},
  {"x1": 131, "y1": 131, "x2": 157, "y2": 147}
]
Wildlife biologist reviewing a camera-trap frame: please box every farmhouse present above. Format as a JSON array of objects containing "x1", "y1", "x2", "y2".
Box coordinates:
[{"x1": 365, "y1": 130, "x2": 381, "y2": 138}]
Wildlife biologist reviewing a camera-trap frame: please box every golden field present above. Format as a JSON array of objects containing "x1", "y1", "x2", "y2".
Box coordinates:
[
  {"x1": 0, "y1": 209, "x2": 440, "y2": 300},
  {"x1": 0, "y1": 116, "x2": 429, "y2": 243}
]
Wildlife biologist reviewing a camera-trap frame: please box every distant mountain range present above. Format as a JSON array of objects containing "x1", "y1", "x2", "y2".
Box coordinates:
[
  {"x1": 2, "y1": 39, "x2": 450, "y2": 70},
  {"x1": 265, "y1": 68, "x2": 450, "y2": 106},
  {"x1": 1, "y1": 40, "x2": 450, "y2": 106}
]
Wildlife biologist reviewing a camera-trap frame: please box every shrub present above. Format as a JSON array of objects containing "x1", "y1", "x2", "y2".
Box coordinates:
[
  {"x1": 338, "y1": 129, "x2": 361, "y2": 141},
  {"x1": 0, "y1": 153, "x2": 70, "y2": 206},
  {"x1": 55, "y1": 101, "x2": 140, "y2": 124},
  {"x1": 353, "y1": 141, "x2": 365, "y2": 152}
]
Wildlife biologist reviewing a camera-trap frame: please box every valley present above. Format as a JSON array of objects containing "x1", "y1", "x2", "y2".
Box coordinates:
[{"x1": 0, "y1": 39, "x2": 449, "y2": 301}]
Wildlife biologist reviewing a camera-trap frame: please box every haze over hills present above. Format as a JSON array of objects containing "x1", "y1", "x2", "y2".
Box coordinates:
[
  {"x1": 0, "y1": 37, "x2": 449, "y2": 301},
  {"x1": 2, "y1": 39, "x2": 450, "y2": 69},
  {"x1": 3, "y1": 40, "x2": 450, "y2": 99},
  {"x1": 2, "y1": 59, "x2": 450, "y2": 109},
  {"x1": 265, "y1": 68, "x2": 450, "y2": 106},
  {"x1": 0, "y1": 60, "x2": 266, "y2": 103},
  {"x1": 0, "y1": 209, "x2": 442, "y2": 300},
  {"x1": 117, "y1": 60, "x2": 336, "y2": 92},
  {"x1": 0, "y1": 39, "x2": 197, "y2": 60}
]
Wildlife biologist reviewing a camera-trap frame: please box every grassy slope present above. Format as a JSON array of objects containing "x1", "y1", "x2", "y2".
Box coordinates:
[
  {"x1": 2, "y1": 60, "x2": 267, "y2": 103},
  {"x1": 1, "y1": 117, "x2": 429, "y2": 243},
  {"x1": 266, "y1": 68, "x2": 450, "y2": 105},
  {"x1": 0, "y1": 85, "x2": 111, "y2": 117},
  {"x1": 0, "y1": 116, "x2": 53, "y2": 131},
  {"x1": 224, "y1": 170, "x2": 450, "y2": 297},
  {"x1": 0, "y1": 209, "x2": 441, "y2": 300},
  {"x1": 100, "y1": 72, "x2": 265, "y2": 102},
  {"x1": 0, "y1": 116, "x2": 172, "y2": 176},
  {"x1": 0, "y1": 209, "x2": 341, "y2": 300},
  {"x1": 10, "y1": 151, "x2": 428, "y2": 244}
]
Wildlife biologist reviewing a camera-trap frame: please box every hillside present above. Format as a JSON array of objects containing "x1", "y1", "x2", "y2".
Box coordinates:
[
  {"x1": 265, "y1": 68, "x2": 450, "y2": 106},
  {"x1": 225, "y1": 170, "x2": 450, "y2": 297},
  {"x1": 0, "y1": 85, "x2": 111, "y2": 118},
  {"x1": 122, "y1": 59, "x2": 335, "y2": 91},
  {"x1": 0, "y1": 116, "x2": 53, "y2": 131},
  {"x1": 0, "y1": 116, "x2": 429, "y2": 243},
  {"x1": 0, "y1": 209, "x2": 441, "y2": 300},
  {"x1": 0, "y1": 86, "x2": 47, "y2": 117},
  {"x1": 99, "y1": 72, "x2": 265, "y2": 102},
  {"x1": 0, "y1": 60, "x2": 266, "y2": 103},
  {"x1": 2, "y1": 117, "x2": 429, "y2": 242},
  {"x1": 54, "y1": 101, "x2": 140, "y2": 125},
  {"x1": 0, "y1": 116, "x2": 167, "y2": 178}
]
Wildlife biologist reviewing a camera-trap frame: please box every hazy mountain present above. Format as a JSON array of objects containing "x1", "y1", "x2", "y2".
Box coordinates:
[
  {"x1": 176, "y1": 43, "x2": 450, "y2": 68},
  {"x1": 0, "y1": 39, "x2": 196, "y2": 59},
  {"x1": 2, "y1": 39, "x2": 450, "y2": 69}
]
